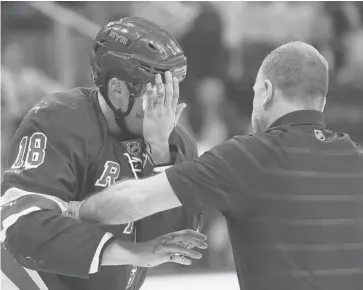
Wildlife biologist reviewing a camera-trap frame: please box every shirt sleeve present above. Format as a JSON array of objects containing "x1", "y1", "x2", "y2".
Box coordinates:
[
  {"x1": 1, "y1": 99, "x2": 110, "y2": 278},
  {"x1": 171, "y1": 125, "x2": 199, "y2": 163},
  {"x1": 165, "y1": 136, "x2": 254, "y2": 212},
  {"x1": 136, "y1": 128, "x2": 202, "y2": 242}
]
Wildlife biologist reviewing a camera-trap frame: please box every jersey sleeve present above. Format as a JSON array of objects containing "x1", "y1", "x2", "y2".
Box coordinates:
[
  {"x1": 2, "y1": 99, "x2": 95, "y2": 198},
  {"x1": 165, "y1": 136, "x2": 255, "y2": 212},
  {"x1": 1, "y1": 99, "x2": 110, "y2": 278}
]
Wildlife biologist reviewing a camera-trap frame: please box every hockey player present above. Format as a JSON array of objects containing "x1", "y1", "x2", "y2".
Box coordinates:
[{"x1": 1, "y1": 17, "x2": 205, "y2": 290}]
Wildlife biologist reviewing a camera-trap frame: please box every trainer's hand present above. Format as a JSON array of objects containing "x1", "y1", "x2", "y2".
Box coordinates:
[
  {"x1": 142, "y1": 71, "x2": 187, "y2": 148},
  {"x1": 132, "y1": 229, "x2": 207, "y2": 267}
]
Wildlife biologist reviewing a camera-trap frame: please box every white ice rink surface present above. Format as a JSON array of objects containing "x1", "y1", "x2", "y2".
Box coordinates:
[
  {"x1": 1, "y1": 271, "x2": 239, "y2": 290},
  {"x1": 143, "y1": 272, "x2": 239, "y2": 290}
]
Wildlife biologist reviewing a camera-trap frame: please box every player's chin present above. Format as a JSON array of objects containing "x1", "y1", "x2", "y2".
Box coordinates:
[
  {"x1": 125, "y1": 117, "x2": 143, "y2": 135},
  {"x1": 128, "y1": 126, "x2": 143, "y2": 136},
  {"x1": 131, "y1": 126, "x2": 144, "y2": 137}
]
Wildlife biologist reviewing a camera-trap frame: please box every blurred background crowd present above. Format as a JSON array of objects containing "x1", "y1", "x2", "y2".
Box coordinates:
[{"x1": 2, "y1": 1, "x2": 363, "y2": 275}]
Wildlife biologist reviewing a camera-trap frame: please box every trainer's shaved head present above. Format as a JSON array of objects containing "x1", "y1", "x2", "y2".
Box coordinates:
[
  {"x1": 251, "y1": 41, "x2": 329, "y2": 133},
  {"x1": 260, "y1": 41, "x2": 329, "y2": 99}
]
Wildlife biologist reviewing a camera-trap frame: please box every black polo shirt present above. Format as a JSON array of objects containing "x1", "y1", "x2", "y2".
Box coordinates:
[{"x1": 166, "y1": 110, "x2": 363, "y2": 290}]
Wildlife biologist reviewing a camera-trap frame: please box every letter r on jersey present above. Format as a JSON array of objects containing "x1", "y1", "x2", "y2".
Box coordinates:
[{"x1": 95, "y1": 161, "x2": 120, "y2": 187}]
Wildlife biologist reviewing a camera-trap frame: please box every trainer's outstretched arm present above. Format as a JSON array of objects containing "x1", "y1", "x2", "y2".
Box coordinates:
[{"x1": 79, "y1": 172, "x2": 181, "y2": 225}]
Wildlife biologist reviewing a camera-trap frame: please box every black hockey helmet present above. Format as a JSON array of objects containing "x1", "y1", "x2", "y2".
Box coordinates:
[{"x1": 90, "y1": 17, "x2": 187, "y2": 120}]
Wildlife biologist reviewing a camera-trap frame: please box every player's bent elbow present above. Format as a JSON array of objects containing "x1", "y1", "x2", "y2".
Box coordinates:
[
  {"x1": 3, "y1": 223, "x2": 44, "y2": 272},
  {"x1": 2, "y1": 211, "x2": 94, "y2": 278}
]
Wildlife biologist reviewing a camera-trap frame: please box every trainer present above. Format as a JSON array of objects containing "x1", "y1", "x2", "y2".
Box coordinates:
[{"x1": 75, "y1": 41, "x2": 363, "y2": 290}]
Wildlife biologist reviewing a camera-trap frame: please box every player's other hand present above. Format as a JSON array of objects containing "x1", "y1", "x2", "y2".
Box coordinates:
[
  {"x1": 142, "y1": 71, "x2": 187, "y2": 149},
  {"x1": 133, "y1": 229, "x2": 207, "y2": 267}
]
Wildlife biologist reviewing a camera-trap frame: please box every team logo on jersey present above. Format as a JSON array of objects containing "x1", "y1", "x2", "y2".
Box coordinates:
[
  {"x1": 94, "y1": 161, "x2": 134, "y2": 236},
  {"x1": 27, "y1": 101, "x2": 48, "y2": 115},
  {"x1": 95, "y1": 161, "x2": 121, "y2": 187},
  {"x1": 126, "y1": 141, "x2": 141, "y2": 157},
  {"x1": 314, "y1": 129, "x2": 326, "y2": 141}
]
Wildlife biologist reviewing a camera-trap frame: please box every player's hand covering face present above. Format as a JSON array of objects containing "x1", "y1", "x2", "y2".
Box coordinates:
[
  {"x1": 132, "y1": 229, "x2": 207, "y2": 267},
  {"x1": 142, "y1": 71, "x2": 187, "y2": 145}
]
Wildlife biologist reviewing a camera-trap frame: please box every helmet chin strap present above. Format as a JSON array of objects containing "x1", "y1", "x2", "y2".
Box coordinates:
[
  {"x1": 98, "y1": 77, "x2": 155, "y2": 167},
  {"x1": 99, "y1": 80, "x2": 140, "y2": 141},
  {"x1": 114, "y1": 111, "x2": 138, "y2": 141}
]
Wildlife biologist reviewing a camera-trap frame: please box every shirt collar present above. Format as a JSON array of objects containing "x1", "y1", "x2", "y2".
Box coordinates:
[{"x1": 268, "y1": 110, "x2": 325, "y2": 129}]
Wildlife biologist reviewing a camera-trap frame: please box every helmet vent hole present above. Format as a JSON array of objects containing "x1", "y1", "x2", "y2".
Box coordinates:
[{"x1": 147, "y1": 42, "x2": 157, "y2": 51}]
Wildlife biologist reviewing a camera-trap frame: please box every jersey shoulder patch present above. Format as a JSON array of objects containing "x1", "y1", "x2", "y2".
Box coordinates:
[{"x1": 25, "y1": 88, "x2": 100, "y2": 139}]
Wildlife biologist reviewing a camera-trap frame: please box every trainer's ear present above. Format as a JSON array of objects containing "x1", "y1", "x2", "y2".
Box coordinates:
[{"x1": 262, "y1": 79, "x2": 274, "y2": 110}]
